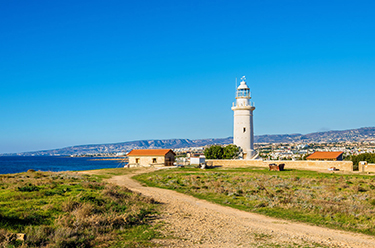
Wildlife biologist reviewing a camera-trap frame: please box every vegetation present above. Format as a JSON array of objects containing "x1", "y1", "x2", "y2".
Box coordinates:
[
  {"x1": 0, "y1": 170, "x2": 161, "y2": 247},
  {"x1": 302, "y1": 153, "x2": 311, "y2": 160},
  {"x1": 134, "y1": 167, "x2": 375, "y2": 236},
  {"x1": 346, "y1": 153, "x2": 375, "y2": 166},
  {"x1": 204, "y1": 144, "x2": 240, "y2": 159}
]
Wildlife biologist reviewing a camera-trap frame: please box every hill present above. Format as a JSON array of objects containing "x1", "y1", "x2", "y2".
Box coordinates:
[
  {"x1": 255, "y1": 127, "x2": 375, "y2": 143},
  {"x1": 2, "y1": 127, "x2": 374, "y2": 156}
]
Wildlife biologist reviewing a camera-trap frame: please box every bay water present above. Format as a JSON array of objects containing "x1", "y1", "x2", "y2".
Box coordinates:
[{"x1": 0, "y1": 156, "x2": 125, "y2": 174}]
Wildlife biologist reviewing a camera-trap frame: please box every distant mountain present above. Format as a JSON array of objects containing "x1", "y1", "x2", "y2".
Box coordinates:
[
  {"x1": 3, "y1": 137, "x2": 233, "y2": 156},
  {"x1": 254, "y1": 127, "x2": 375, "y2": 143},
  {"x1": 2, "y1": 127, "x2": 374, "y2": 156}
]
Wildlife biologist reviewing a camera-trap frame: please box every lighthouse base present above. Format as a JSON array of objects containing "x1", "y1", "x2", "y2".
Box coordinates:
[{"x1": 242, "y1": 150, "x2": 259, "y2": 160}]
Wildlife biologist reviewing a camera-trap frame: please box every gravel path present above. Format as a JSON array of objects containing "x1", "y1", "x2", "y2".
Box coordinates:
[{"x1": 107, "y1": 169, "x2": 375, "y2": 247}]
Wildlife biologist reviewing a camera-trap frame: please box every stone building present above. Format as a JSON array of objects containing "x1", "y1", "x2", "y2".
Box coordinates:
[
  {"x1": 306, "y1": 151, "x2": 344, "y2": 161},
  {"x1": 127, "y1": 149, "x2": 175, "y2": 167}
]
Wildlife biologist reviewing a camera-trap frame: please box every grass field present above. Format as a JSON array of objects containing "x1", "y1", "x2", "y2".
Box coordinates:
[
  {"x1": 134, "y1": 167, "x2": 375, "y2": 236},
  {"x1": 0, "y1": 169, "x2": 161, "y2": 247}
]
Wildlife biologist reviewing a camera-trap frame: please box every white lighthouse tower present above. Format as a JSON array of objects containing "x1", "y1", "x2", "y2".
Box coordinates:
[{"x1": 231, "y1": 76, "x2": 257, "y2": 159}]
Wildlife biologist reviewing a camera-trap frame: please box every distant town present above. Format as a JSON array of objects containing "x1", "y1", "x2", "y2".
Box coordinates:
[
  {"x1": 255, "y1": 141, "x2": 375, "y2": 160},
  {"x1": 68, "y1": 141, "x2": 375, "y2": 162}
]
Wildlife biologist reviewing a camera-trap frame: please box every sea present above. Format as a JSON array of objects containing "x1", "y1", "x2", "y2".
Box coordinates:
[{"x1": 0, "y1": 156, "x2": 125, "y2": 175}]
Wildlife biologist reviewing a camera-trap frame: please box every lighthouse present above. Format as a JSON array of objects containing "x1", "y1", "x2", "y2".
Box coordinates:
[{"x1": 231, "y1": 76, "x2": 257, "y2": 159}]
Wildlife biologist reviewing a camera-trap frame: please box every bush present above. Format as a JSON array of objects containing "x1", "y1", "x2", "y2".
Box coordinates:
[
  {"x1": 204, "y1": 145, "x2": 240, "y2": 159},
  {"x1": 204, "y1": 145, "x2": 224, "y2": 159},
  {"x1": 223, "y1": 145, "x2": 240, "y2": 159},
  {"x1": 347, "y1": 153, "x2": 375, "y2": 166},
  {"x1": 18, "y1": 184, "x2": 39, "y2": 192}
]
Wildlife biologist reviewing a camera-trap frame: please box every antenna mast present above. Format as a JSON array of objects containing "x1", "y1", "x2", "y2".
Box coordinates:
[{"x1": 235, "y1": 77, "x2": 237, "y2": 96}]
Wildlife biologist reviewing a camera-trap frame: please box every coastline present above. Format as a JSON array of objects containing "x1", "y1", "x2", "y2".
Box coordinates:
[{"x1": 89, "y1": 158, "x2": 127, "y2": 161}]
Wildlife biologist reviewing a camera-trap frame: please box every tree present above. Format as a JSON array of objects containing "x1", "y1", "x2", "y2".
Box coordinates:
[
  {"x1": 222, "y1": 144, "x2": 240, "y2": 159},
  {"x1": 347, "y1": 153, "x2": 375, "y2": 166},
  {"x1": 204, "y1": 145, "x2": 240, "y2": 159},
  {"x1": 204, "y1": 145, "x2": 224, "y2": 159}
]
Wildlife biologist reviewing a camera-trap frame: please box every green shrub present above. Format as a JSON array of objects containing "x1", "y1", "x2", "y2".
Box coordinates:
[
  {"x1": 204, "y1": 144, "x2": 240, "y2": 159},
  {"x1": 348, "y1": 153, "x2": 375, "y2": 166},
  {"x1": 18, "y1": 184, "x2": 39, "y2": 192}
]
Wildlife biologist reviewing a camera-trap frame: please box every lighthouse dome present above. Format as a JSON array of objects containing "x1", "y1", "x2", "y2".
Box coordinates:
[
  {"x1": 237, "y1": 80, "x2": 249, "y2": 90},
  {"x1": 236, "y1": 76, "x2": 250, "y2": 98}
]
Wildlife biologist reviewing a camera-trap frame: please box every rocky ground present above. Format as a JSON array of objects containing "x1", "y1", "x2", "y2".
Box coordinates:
[{"x1": 106, "y1": 169, "x2": 375, "y2": 247}]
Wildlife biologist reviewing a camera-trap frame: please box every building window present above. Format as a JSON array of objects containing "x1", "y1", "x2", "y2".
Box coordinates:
[
  {"x1": 243, "y1": 127, "x2": 246, "y2": 133},
  {"x1": 135, "y1": 158, "x2": 139, "y2": 163},
  {"x1": 152, "y1": 158, "x2": 157, "y2": 163}
]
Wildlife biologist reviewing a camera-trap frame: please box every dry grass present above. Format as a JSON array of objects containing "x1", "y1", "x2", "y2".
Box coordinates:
[{"x1": 0, "y1": 170, "x2": 161, "y2": 247}]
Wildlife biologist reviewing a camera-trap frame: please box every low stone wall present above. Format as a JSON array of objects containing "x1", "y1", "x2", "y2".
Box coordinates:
[
  {"x1": 362, "y1": 163, "x2": 375, "y2": 173},
  {"x1": 207, "y1": 159, "x2": 353, "y2": 172},
  {"x1": 207, "y1": 159, "x2": 265, "y2": 168}
]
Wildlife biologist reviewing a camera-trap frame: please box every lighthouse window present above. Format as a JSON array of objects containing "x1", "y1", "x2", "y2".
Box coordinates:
[
  {"x1": 237, "y1": 89, "x2": 249, "y2": 97},
  {"x1": 243, "y1": 127, "x2": 246, "y2": 133}
]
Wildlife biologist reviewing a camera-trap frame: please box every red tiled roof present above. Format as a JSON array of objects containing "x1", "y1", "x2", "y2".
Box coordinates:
[
  {"x1": 306, "y1": 151, "x2": 343, "y2": 160},
  {"x1": 127, "y1": 149, "x2": 175, "y2": 156}
]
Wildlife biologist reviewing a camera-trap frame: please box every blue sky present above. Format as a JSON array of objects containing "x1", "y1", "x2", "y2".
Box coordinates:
[{"x1": 1, "y1": 0, "x2": 374, "y2": 153}]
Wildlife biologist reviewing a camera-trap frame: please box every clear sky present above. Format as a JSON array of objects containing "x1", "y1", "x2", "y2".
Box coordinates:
[{"x1": 1, "y1": 0, "x2": 374, "y2": 154}]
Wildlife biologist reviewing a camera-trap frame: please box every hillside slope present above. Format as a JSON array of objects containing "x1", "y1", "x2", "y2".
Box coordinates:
[{"x1": 3, "y1": 127, "x2": 374, "y2": 156}]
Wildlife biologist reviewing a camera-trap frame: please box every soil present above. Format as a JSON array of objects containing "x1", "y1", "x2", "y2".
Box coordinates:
[{"x1": 103, "y1": 168, "x2": 375, "y2": 247}]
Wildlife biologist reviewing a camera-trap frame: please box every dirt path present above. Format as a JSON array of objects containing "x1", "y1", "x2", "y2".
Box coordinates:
[{"x1": 107, "y1": 170, "x2": 375, "y2": 247}]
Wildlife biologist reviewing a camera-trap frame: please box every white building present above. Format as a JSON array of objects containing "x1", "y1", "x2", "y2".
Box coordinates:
[
  {"x1": 190, "y1": 155, "x2": 205, "y2": 165},
  {"x1": 231, "y1": 76, "x2": 257, "y2": 159}
]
